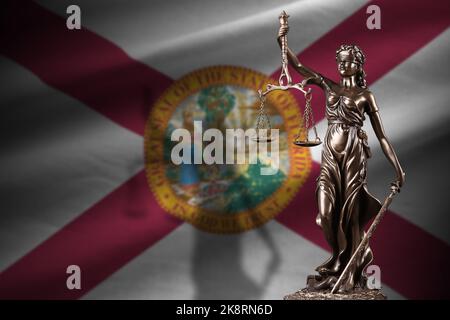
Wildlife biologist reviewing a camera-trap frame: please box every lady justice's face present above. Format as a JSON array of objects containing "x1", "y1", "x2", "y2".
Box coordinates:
[{"x1": 337, "y1": 51, "x2": 359, "y2": 77}]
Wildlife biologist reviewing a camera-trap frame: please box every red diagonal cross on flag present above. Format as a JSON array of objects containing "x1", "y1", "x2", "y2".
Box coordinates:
[{"x1": 0, "y1": 0, "x2": 449, "y2": 299}]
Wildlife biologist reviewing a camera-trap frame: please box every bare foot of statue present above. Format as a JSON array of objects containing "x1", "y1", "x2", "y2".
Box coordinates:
[{"x1": 316, "y1": 257, "x2": 341, "y2": 276}]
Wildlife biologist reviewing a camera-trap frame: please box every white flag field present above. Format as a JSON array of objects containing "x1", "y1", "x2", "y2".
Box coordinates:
[{"x1": 0, "y1": 0, "x2": 449, "y2": 299}]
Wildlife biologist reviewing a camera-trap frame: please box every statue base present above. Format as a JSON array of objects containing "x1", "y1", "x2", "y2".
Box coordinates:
[{"x1": 284, "y1": 288, "x2": 387, "y2": 300}]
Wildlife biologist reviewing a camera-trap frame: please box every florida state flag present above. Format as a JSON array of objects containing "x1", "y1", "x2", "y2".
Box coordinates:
[{"x1": 0, "y1": 0, "x2": 449, "y2": 299}]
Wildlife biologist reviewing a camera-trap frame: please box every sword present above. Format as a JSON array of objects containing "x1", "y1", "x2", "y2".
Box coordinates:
[{"x1": 331, "y1": 183, "x2": 400, "y2": 294}]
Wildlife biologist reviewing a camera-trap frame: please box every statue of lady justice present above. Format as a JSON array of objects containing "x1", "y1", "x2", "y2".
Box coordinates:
[{"x1": 276, "y1": 15, "x2": 406, "y2": 295}]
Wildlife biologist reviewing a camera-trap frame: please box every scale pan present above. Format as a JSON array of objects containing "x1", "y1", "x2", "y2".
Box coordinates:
[{"x1": 293, "y1": 140, "x2": 322, "y2": 147}]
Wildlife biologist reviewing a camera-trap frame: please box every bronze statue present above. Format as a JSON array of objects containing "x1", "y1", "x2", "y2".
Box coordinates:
[{"x1": 276, "y1": 12, "x2": 406, "y2": 296}]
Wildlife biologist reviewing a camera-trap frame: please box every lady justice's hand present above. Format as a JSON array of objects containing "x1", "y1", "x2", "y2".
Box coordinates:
[
  {"x1": 390, "y1": 182, "x2": 400, "y2": 194},
  {"x1": 278, "y1": 25, "x2": 289, "y2": 38}
]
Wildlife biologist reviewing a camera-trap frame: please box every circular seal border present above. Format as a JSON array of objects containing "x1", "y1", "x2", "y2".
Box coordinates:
[{"x1": 144, "y1": 66, "x2": 312, "y2": 233}]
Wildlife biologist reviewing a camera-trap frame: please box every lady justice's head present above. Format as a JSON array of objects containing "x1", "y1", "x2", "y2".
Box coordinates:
[{"x1": 336, "y1": 44, "x2": 367, "y2": 88}]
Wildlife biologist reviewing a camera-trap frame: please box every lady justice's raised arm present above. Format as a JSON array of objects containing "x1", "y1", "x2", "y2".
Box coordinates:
[{"x1": 277, "y1": 24, "x2": 329, "y2": 88}]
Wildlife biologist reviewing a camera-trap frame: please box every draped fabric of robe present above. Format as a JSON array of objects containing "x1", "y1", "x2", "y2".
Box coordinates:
[{"x1": 315, "y1": 82, "x2": 382, "y2": 290}]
